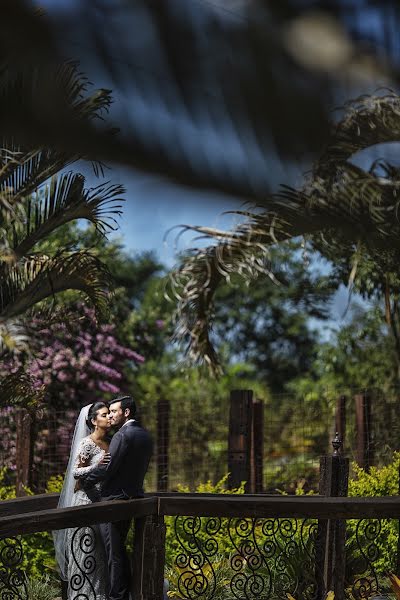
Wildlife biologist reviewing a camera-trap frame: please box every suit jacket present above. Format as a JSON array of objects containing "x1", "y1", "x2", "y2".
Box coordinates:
[{"x1": 82, "y1": 421, "x2": 153, "y2": 500}]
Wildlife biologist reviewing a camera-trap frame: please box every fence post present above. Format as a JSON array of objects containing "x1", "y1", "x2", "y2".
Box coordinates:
[
  {"x1": 132, "y1": 514, "x2": 166, "y2": 600},
  {"x1": 397, "y1": 465, "x2": 400, "y2": 575},
  {"x1": 15, "y1": 409, "x2": 35, "y2": 496},
  {"x1": 157, "y1": 400, "x2": 170, "y2": 492},
  {"x1": 354, "y1": 392, "x2": 373, "y2": 470},
  {"x1": 228, "y1": 390, "x2": 253, "y2": 492},
  {"x1": 316, "y1": 433, "x2": 349, "y2": 600},
  {"x1": 335, "y1": 395, "x2": 346, "y2": 449},
  {"x1": 252, "y1": 398, "x2": 264, "y2": 493}
]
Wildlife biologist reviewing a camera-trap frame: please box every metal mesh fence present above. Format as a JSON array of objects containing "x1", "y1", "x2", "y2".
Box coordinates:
[{"x1": 1, "y1": 389, "x2": 399, "y2": 494}]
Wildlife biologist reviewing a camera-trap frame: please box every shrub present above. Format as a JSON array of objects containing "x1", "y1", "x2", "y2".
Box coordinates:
[
  {"x1": 346, "y1": 453, "x2": 400, "y2": 576},
  {"x1": 164, "y1": 474, "x2": 245, "y2": 568},
  {"x1": 0, "y1": 469, "x2": 58, "y2": 578}
]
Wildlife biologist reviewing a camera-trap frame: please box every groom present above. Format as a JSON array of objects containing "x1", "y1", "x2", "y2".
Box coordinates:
[{"x1": 81, "y1": 395, "x2": 153, "y2": 600}]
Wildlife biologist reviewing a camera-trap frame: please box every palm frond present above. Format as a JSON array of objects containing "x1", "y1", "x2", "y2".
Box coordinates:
[
  {"x1": 0, "y1": 252, "x2": 112, "y2": 321},
  {"x1": 316, "y1": 92, "x2": 400, "y2": 176},
  {"x1": 0, "y1": 62, "x2": 113, "y2": 204},
  {"x1": 0, "y1": 319, "x2": 28, "y2": 353},
  {"x1": 0, "y1": 368, "x2": 45, "y2": 409},
  {"x1": 171, "y1": 150, "x2": 400, "y2": 371},
  {"x1": 169, "y1": 206, "x2": 310, "y2": 371},
  {"x1": 12, "y1": 172, "x2": 124, "y2": 257}
]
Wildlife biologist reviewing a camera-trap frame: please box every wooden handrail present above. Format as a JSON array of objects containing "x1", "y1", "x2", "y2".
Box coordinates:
[
  {"x1": 158, "y1": 494, "x2": 400, "y2": 519},
  {"x1": 0, "y1": 491, "x2": 282, "y2": 517},
  {"x1": 1, "y1": 494, "x2": 400, "y2": 539},
  {"x1": 0, "y1": 493, "x2": 59, "y2": 517},
  {"x1": 0, "y1": 497, "x2": 157, "y2": 538}
]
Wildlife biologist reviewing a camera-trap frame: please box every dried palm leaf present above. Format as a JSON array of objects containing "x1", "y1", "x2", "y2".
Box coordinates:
[
  {"x1": 0, "y1": 252, "x2": 112, "y2": 321},
  {"x1": 0, "y1": 368, "x2": 45, "y2": 409},
  {"x1": 171, "y1": 104, "x2": 400, "y2": 371}
]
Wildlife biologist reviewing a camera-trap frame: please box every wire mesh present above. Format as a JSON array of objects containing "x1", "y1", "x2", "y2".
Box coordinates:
[{"x1": 0, "y1": 389, "x2": 399, "y2": 494}]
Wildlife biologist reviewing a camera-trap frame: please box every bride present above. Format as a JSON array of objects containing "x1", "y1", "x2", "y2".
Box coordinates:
[{"x1": 53, "y1": 402, "x2": 111, "y2": 600}]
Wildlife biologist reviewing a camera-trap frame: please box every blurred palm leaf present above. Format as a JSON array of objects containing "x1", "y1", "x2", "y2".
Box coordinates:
[
  {"x1": 170, "y1": 91, "x2": 400, "y2": 371},
  {"x1": 0, "y1": 59, "x2": 114, "y2": 267},
  {"x1": 0, "y1": 1, "x2": 393, "y2": 200},
  {"x1": 0, "y1": 320, "x2": 29, "y2": 353},
  {"x1": 388, "y1": 572, "x2": 400, "y2": 600},
  {"x1": 0, "y1": 252, "x2": 112, "y2": 322},
  {"x1": 0, "y1": 60, "x2": 113, "y2": 207}
]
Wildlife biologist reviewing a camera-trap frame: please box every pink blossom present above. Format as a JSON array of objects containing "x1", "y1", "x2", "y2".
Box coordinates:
[
  {"x1": 89, "y1": 360, "x2": 122, "y2": 380},
  {"x1": 57, "y1": 371, "x2": 70, "y2": 382},
  {"x1": 98, "y1": 381, "x2": 120, "y2": 393}
]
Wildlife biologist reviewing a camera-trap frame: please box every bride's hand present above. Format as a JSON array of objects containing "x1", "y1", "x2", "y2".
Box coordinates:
[{"x1": 100, "y1": 452, "x2": 111, "y2": 465}]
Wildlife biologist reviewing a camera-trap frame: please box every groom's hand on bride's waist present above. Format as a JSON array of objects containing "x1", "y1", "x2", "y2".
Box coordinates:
[{"x1": 80, "y1": 478, "x2": 102, "y2": 503}]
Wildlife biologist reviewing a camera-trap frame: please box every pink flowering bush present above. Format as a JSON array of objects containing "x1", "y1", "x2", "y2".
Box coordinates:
[
  {"x1": 6, "y1": 304, "x2": 144, "y2": 404},
  {"x1": 0, "y1": 303, "x2": 145, "y2": 487}
]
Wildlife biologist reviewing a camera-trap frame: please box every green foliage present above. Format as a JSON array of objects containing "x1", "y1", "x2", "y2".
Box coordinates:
[
  {"x1": 290, "y1": 305, "x2": 398, "y2": 393},
  {"x1": 212, "y1": 242, "x2": 336, "y2": 393},
  {"x1": 46, "y1": 475, "x2": 64, "y2": 494},
  {"x1": 165, "y1": 554, "x2": 234, "y2": 600},
  {"x1": 348, "y1": 454, "x2": 400, "y2": 497},
  {"x1": 24, "y1": 573, "x2": 61, "y2": 600},
  {"x1": 0, "y1": 469, "x2": 57, "y2": 578},
  {"x1": 346, "y1": 453, "x2": 400, "y2": 575},
  {"x1": 164, "y1": 475, "x2": 245, "y2": 567}
]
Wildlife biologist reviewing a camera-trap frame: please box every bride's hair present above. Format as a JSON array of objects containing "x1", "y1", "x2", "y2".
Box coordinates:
[{"x1": 86, "y1": 401, "x2": 108, "y2": 431}]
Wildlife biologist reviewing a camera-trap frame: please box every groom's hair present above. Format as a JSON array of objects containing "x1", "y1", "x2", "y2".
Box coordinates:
[{"x1": 111, "y1": 395, "x2": 136, "y2": 418}]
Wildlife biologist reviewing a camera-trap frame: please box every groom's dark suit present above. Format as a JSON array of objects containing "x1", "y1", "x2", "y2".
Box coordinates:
[{"x1": 82, "y1": 420, "x2": 153, "y2": 600}]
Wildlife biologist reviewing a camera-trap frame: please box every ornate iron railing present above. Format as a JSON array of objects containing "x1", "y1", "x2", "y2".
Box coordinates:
[
  {"x1": 0, "y1": 536, "x2": 27, "y2": 600},
  {"x1": 173, "y1": 516, "x2": 321, "y2": 600},
  {"x1": 1, "y1": 495, "x2": 400, "y2": 600}
]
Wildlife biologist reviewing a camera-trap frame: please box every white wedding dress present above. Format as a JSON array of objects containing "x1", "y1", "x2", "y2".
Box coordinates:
[{"x1": 65, "y1": 436, "x2": 109, "y2": 600}]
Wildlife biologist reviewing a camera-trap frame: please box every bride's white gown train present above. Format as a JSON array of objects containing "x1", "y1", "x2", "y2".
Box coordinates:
[{"x1": 66, "y1": 436, "x2": 108, "y2": 600}]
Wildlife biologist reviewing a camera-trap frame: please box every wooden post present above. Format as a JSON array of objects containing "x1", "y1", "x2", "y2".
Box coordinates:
[
  {"x1": 397, "y1": 465, "x2": 400, "y2": 575},
  {"x1": 252, "y1": 399, "x2": 264, "y2": 494},
  {"x1": 354, "y1": 393, "x2": 373, "y2": 470},
  {"x1": 316, "y1": 433, "x2": 349, "y2": 600},
  {"x1": 15, "y1": 409, "x2": 34, "y2": 496},
  {"x1": 228, "y1": 390, "x2": 253, "y2": 492},
  {"x1": 335, "y1": 395, "x2": 346, "y2": 450},
  {"x1": 157, "y1": 400, "x2": 170, "y2": 492},
  {"x1": 132, "y1": 515, "x2": 166, "y2": 600}
]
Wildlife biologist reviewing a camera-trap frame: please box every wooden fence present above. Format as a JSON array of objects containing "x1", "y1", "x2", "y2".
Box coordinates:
[
  {"x1": 2, "y1": 436, "x2": 399, "y2": 600},
  {"x1": 9, "y1": 389, "x2": 392, "y2": 494}
]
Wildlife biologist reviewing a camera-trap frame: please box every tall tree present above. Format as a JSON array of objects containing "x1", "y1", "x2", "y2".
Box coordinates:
[{"x1": 210, "y1": 242, "x2": 335, "y2": 391}]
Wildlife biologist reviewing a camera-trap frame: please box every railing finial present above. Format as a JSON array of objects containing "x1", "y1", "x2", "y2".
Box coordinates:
[{"x1": 332, "y1": 431, "x2": 342, "y2": 456}]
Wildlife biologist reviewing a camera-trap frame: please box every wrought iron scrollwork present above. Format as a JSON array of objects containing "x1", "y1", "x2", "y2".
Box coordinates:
[
  {"x1": 228, "y1": 517, "x2": 272, "y2": 600},
  {"x1": 0, "y1": 536, "x2": 27, "y2": 600},
  {"x1": 349, "y1": 519, "x2": 381, "y2": 600},
  {"x1": 174, "y1": 515, "x2": 222, "y2": 599},
  {"x1": 69, "y1": 526, "x2": 97, "y2": 600},
  {"x1": 228, "y1": 517, "x2": 320, "y2": 600},
  {"x1": 172, "y1": 516, "x2": 320, "y2": 600}
]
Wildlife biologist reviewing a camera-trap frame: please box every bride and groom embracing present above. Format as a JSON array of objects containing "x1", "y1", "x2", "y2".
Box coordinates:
[{"x1": 53, "y1": 395, "x2": 153, "y2": 600}]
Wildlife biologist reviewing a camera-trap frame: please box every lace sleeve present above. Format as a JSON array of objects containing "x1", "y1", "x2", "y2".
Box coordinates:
[{"x1": 72, "y1": 438, "x2": 99, "y2": 478}]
